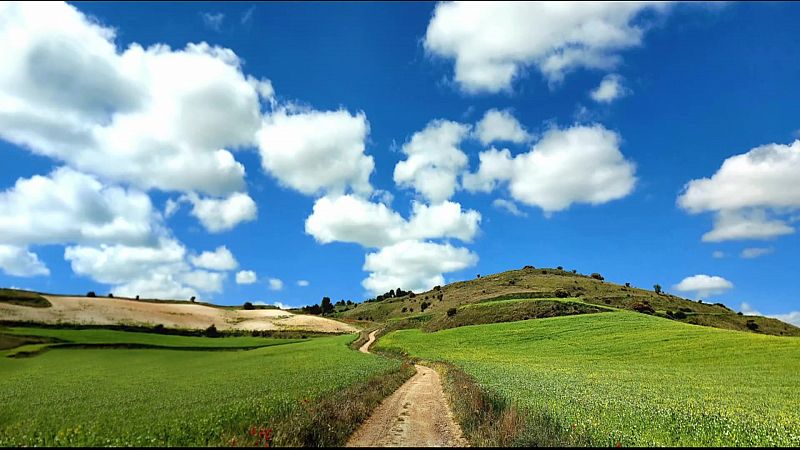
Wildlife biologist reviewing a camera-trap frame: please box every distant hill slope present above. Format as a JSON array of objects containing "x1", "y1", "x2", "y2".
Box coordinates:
[
  {"x1": 338, "y1": 267, "x2": 800, "y2": 337},
  {"x1": 0, "y1": 291, "x2": 357, "y2": 334}
]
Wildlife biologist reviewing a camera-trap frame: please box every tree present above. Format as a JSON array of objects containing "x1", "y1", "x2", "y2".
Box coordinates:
[
  {"x1": 625, "y1": 282, "x2": 631, "y2": 288},
  {"x1": 389, "y1": 289, "x2": 395, "y2": 298},
  {"x1": 190, "y1": 296, "x2": 196, "y2": 302},
  {"x1": 87, "y1": 291, "x2": 96, "y2": 298},
  {"x1": 243, "y1": 302, "x2": 255, "y2": 310},
  {"x1": 108, "y1": 293, "x2": 114, "y2": 298},
  {"x1": 653, "y1": 284, "x2": 662, "y2": 294},
  {"x1": 420, "y1": 301, "x2": 430, "y2": 312},
  {"x1": 135, "y1": 295, "x2": 140, "y2": 300},
  {"x1": 205, "y1": 324, "x2": 219, "y2": 337},
  {"x1": 321, "y1": 297, "x2": 334, "y2": 315}
]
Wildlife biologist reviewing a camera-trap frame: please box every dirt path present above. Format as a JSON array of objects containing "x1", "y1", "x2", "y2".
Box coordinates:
[{"x1": 347, "y1": 331, "x2": 467, "y2": 447}]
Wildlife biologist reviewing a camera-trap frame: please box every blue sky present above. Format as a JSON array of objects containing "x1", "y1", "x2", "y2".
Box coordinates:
[{"x1": 0, "y1": 2, "x2": 798, "y2": 324}]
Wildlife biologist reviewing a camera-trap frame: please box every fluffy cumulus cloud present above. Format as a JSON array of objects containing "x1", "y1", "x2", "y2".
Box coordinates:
[
  {"x1": 182, "y1": 192, "x2": 257, "y2": 233},
  {"x1": 678, "y1": 140, "x2": 800, "y2": 241},
  {"x1": 0, "y1": 167, "x2": 158, "y2": 247},
  {"x1": 474, "y1": 109, "x2": 531, "y2": 145},
  {"x1": 590, "y1": 74, "x2": 629, "y2": 103},
  {"x1": 235, "y1": 270, "x2": 257, "y2": 285},
  {"x1": 256, "y1": 109, "x2": 374, "y2": 196},
  {"x1": 424, "y1": 1, "x2": 668, "y2": 93},
  {"x1": 64, "y1": 238, "x2": 227, "y2": 300},
  {"x1": 0, "y1": 245, "x2": 50, "y2": 277},
  {"x1": 305, "y1": 195, "x2": 480, "y2": 248},
  {"x1": 740, "y1": 303, "x2": 800, "y2": 327},
  {"x1": 463, "y1": 124, "x2": 636, "y2": 212},
  {"x1": 190, "y1": 246, "x2": 238, "y2": 271},
  {"x1": 362, "y1": 240, "x2": 478, "y2": 294},
  {"x1": 674, "y1": 274, "x2": 734, "y2": 299},
  {"x1": 0, "y1": 2, "x2": 270, "y2": 197},
  {"x1": 394, "y1": 120, "x2": 471, "y2": 203}
]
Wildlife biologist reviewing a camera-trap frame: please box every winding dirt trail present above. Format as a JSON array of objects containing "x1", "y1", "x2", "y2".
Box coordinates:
[{"x1": 347, "y1": 331, "x2": 467, "y2": 447}]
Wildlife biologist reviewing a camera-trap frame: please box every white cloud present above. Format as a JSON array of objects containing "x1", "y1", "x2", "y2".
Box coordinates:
[
  {"x1": 268, "y1": 278, "x2": 284, "y2": 291},
  {"x1": 297, "y1": 280, "x2": 310, "y2": 287},
  {"x1": 201, "y1": 12, "x2": 224, "y2": 31},
  {"x1": 64, "y1": 237, "x2": 221, "y2": 300},
  {"x1": 590, "y1": 74, "x2": 629, "y2": 103},
  {"x1": 235, "y1": 270, "x2": 257, "y2": 284},
  {"x1": 740, "y1": 247, "x2": 773, "y2": 259},
  {"x1": 701, "y1": 209, "x2": 794, "y2": 243},
  {"x1": 394, "y1": 120, "x2": 471, "y2": 203},
  {"x1": 492, "y1": 198, "x2": 527, "y2": 217},
  {"x1": 256, "y1": 109, "x2": 374, "y2": 196},
  {"x1": 362, "y1": 240, "x2": 478, "y2": 295},
  {"x1": 183, "y1": 192, "x2": 257, "y2": 233},
  {"x1": 712, "y1": 250, "x2": 725, "y2": 259},
  {"x1": 190, "y1": 246, "x2": 238, "y2": 271},
  {"x1": 0, "y1": 167, "x2": 158, "y2": 247},
  {"x1": 678, "y1": 140, "x2": 800, "y2": 241},
  {"x1": 0, "y1": 245, "x2": 50, "y2": 277},
  {"x1": 674, "y1": 274, "x2": 733, "y2": 299},
  {"x1": 463, "y1": 124, "x2": 636, "y2": 212},
  {"x1": 305, "y1": 195, "x2": 480, "y2": 248},
  {"x1": 740, "y1": 302, "x2": 800, "y2": 327},
  {"x1": 424, "y1": 1, "x2": 668, "y2": 93},
  {"x1": 474, "y1": 109, "x2": 530, "y2": 145},
  {"x1": 0, "y1": 2, "x2": 269, "y2": 196}
]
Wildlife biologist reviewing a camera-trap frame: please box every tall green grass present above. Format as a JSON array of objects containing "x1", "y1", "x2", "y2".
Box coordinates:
[
  {"x1": 0, "y1": 330, "x2": 402, "y2": 446},
  {"x1": 377, "y1": 311, "x2": 800, "y2": 446}
]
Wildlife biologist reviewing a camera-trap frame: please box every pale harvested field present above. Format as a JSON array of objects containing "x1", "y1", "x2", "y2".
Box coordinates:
[{"x1": 0, "y1": 295, "x2": 357, "y2": 333}]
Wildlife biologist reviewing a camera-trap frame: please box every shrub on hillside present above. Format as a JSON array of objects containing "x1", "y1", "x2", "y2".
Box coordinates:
[
  {"x1": 746, "y1": 320, "x2": 759, "y2": 331},
  {"x1": 190, "y1": 296, "x2": 196, "y2": 302},
  {"x1": 401, "y1": 307, "x2": 407, "y2": 313},
  {"x1": 591, "y1": 273, "x2": 604, "y2": 281},
  {"x1": 420, "y1": 301, "x2": 430, "y2": 312},
  {"x1": 108, "y1": 293, "x2": 114, "y2": 298},
  {"x1": 447, "y1": 308, "x2": 457, "y2": 317},
  {"x1": 631, "y1": 301, "x2": 655, "y2": 315},
  {"x1": 553, "y1": 288, "x2": 569, "y2": 298},
  {"x1": 243, "y1": 302, "x2": 255, "y2": 310},
  {"x1": 673, "y1": 311, "x2": 687, "y2": 320},
  {"x1": 654, "y1": 284, "x2": 662, "y2": 294},
  {"x1": 557, "y1": 266, "x2": 563, "y2": 270},
  {"x1": 205, "y1": 324, "x2": 219, "y2": 337},
  {"x1": 625, "y1": 282, "x2": 631, "y2": 288}
]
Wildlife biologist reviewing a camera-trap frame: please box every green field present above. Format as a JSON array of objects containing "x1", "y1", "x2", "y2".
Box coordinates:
[
  {"x1": 0, "y1": 328, "x2": 403, "y2": 446},
  {"x1": 376, "y1": 310, "x2": 800, "y2": 446}
]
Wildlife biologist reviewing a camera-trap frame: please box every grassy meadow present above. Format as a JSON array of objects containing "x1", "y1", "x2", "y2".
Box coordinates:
[
  {"x1": 0, "y1": 327, "x2": 410, "y2": 446},
  {"x1": 376, "y1": 310, "x2": 800, "y2": 446}
]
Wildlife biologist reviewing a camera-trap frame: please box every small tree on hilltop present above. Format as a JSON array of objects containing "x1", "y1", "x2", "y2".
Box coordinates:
[
  {"x1": 87, "y1": 291, "x2": 96, "y2": 298},
  {"x1": 654, "y1": 284, "x2": 662, "y2": 294},
  {"x1": 190, "y1": 296, "x2": 196, "y2": 303},
  {"x1": 321, "y1": 297, "x2": 334, "y2": 315},
  {"x1": 243, "y1": 302, "x2": 255, "y2": 310}
]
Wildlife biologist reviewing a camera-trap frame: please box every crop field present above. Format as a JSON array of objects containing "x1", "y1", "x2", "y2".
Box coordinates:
[
  {"x1": 0, "y1": 328, "x2": 402, "y2": 446},
  {"x1": 376, "y1": 311, "x2": 800, "y2": 446}
]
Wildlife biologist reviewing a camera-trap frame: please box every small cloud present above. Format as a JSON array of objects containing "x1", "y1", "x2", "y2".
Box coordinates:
[
  {"x1": 235, "y1": 270, "x2": 257, "y2": 285},
  {"x1": 740, "y1": 302, "x2": 800, "y2": 327},
  {"x1": 712, "y1": 250, "x2": 725, "y2": 259},
  {"x1": 590, "y1": 74, "x2": 630, "y2": 104},
  {"x1": 740, "y1": 247, "x2": 773, "y2": 259},
  {"x1": 268, "y1": 278, "x2": 284, "y2": 291},
  {"x1": 297, "y1": 280, "x2": 310, "y2": 287},
  {"x1": 241, "y1": 6, "x2": 255, "y2": 26},
  {"x1": 492, "y1": 198, "x2": 527, "y2": 217},
  {"x1": 674, "y1": 274, "x2": 733, "y2": 299},
  {"x1": 201, "y1": 12, "x2": 225, "y2": 32}
]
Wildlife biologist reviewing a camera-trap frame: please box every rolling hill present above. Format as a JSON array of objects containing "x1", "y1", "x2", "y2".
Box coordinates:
[{"x1": 336, "y1": 266, "x2": 800, "y2": 337}]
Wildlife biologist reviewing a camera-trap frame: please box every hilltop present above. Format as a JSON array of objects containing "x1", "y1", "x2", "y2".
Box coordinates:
[{"x1": 336, "y1": 266, "x2": 800, "y2": 337}]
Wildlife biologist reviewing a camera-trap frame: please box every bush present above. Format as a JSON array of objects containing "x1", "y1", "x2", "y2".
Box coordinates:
[
  {"x1": 447, "y1": 308, "x2": 457, "y2": 317},
  {"x1": 108, "y1": 293, "x2": 114, "y2": 298},
  {"x1": 746, "y1": 320, "x2": 759, "y2": 331},
  {"x1": 737, "y1": 311, "x2": 743, "y2": 316},
  {"x1": 572, "y1": 269, "x2": 577, "y2": 274},
  {"x1": 420, "y1": 301, "x2": 430, "y2": 312},
  {"x1": 476, "y1": 274, "x2": 481, "y2": 278},
  {"x1": 135, "y1": 295, "x2": 140, "y2": 300},
  {"x1": 673, "y1": 311, "x2": 687, "y2": 320},
  {"x1": 541, "y1": 270, "x2": 548, "y2": 274},
  {"x1": 243, "y1": 302, "x2": 255, "y2": 310},
  {"x1": 557, "y1": 266, "x2": 563, "y2": 270},
  {"x1": 553, "y1": 288, "x2": 569, "y2": 298},
  {"x1": 153, "y1": 324, "x2": 165, "y2": 333},
  {"x1": 401, "y1": 307, "x2": 407, "y2": 313},
  {"x1": 631, "y1": 301, "x2": 655, "y2": 315},
  {"x1": 205, "y1": 324, "x2": 219, "y2": 337},
  {"x1": 625, "y1": 282, "x2": 631, "y2": 288},
  {"x1": 433, "y1": 285, "x2": 441, "y2": 291},
  {"x1": 590, "y1": 273, "x2": 604, "y2": 281},
  {"x1": 409, "y1": 292, "x2": 416, "y2": 298},
  {"x1": 523, "y1": 265, "x2": 535, "y2": 270},
  {"x1": 87, "y1": 291, "x2": 96, "y2": 298},
  {"x1": 190, "y1": 296, "x2": 196, "y2": 302}
]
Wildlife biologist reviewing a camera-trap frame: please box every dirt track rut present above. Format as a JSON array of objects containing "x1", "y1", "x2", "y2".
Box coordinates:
[{"x1": 347, "y1": 331, "x2": 467, "y2": 447}]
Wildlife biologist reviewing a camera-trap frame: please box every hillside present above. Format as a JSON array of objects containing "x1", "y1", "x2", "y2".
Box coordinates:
[
  {"x1": 0, "y1": 290, "x2": 357, "y2": 334},
  {"x1": 338, "y1": 266, "x2": 800, "y2": 337}
]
